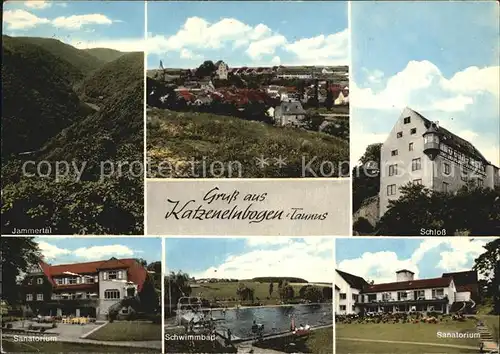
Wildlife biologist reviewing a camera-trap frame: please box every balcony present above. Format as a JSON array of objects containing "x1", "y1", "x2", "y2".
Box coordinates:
[{"x1": 356, "y1": 295, "x2": 448, "y2": 306}]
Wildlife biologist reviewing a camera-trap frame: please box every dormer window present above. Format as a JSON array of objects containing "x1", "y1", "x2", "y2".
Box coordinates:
[{"x1": 404, "y1": 117, "x2": 411, "y2": 124}]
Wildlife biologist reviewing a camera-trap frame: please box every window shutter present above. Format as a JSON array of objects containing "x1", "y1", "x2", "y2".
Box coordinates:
[
  {"x1": 118, "y1": 271, "x2": 122, "y2": 280},
  {"x1": 103, "y1": 272, "x2": 108, "y2": 281}
]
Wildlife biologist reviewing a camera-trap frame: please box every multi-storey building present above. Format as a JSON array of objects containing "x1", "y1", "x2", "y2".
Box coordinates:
[
  {"x1": 335, "y1": 269, "x2": 478, "y2": 315},
  {"x1": 379, "y1": 107, "x2": 500, "y2": 218},
  {"x1": 22, "y1": 257, "x2": 153, "y2": 319}
]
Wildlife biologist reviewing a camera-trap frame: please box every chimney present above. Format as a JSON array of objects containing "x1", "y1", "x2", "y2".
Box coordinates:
[{"x1": 396, "y1": 269, "x2": 414, "y2": 282}]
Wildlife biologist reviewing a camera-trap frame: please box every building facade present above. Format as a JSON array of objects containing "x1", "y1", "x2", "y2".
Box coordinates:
[
  {"x1": 379, "y1": 107, "x2": 500, "y2": 217},
  {"x1": 335, "y1": 269, "x2": 478, "y2": 315},
  {"x1": 22, "y1": 258, "x2": 149, "y2": 319},
  {"x1": 274, "y1": 101, "x2": 306, "y2": 126}
]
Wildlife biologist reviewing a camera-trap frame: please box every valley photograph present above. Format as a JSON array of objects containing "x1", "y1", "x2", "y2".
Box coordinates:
[
  {"x1": 1, "y1": 236, "x2": 162, "y2": 353},
  {"x1": 335, "y1": 238, "x2": 500, "y2": 354},
  {"x1": 146, "y1": 1, "x2": 350, "y2": 178},
  {"x1": 164, "y1": 237, "x2": 334, "y2": 353},
  {"x1": 1, "y1": 1, "x2": 145, "y2": 235},
  {"x1": 350, "y1": 1, "x2": 500, "y2": 236}
]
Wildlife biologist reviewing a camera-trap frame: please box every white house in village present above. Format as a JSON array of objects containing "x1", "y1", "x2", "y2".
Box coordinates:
[
  {"x1": 336, "y1": 269, "x2": 476, "y2": 315},
  {"x1": 274, "y1": 101, "x2": 306, "y2": 127},
  {"x1": 379, "y1": 107, "x2": 500, "y2": 218},
  {"x1": 215, "y1": 60, "x2": 229, "y2": 80}
]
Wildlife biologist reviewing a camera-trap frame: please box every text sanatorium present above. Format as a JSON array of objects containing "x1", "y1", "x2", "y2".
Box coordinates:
[{"x1": 165, "y1": 200, "x2": 328, "y2": 224}]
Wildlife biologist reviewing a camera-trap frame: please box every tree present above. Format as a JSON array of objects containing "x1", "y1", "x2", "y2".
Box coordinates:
[
  {"x1": 269, "y1": 282, "x2": 274, "y2": 297},
  {"x1": 280, "y1": 282, "x2": 295, "y2": 301},
  {"x1": 1, "y1": 237, "x2": 41, "y2": 306},
  {"x1": 352, "y1": 143, "x2": 382, "y2": 213},
  {"x1": 322, "y1": 286, "x2": 333, "y2": 300},
  {"x1": 473, "y1": 238, "x2": 500, "y2": 314},
  {"x1": 165, "y1": 271, "x2": 192, "y2": 315},
  {"x1": 325, "y1": 90, "x2": 334, "y2": 110},
  {"x1": 303, "y1": 286, "x2": 323, "y2": 303},
  {"x1": 236, "y1": 283, "x2": 255, "y2": 302},
  {"x1": 195, "y1": 60, "x2": 216, "y2": 78},
  {"x1": 136, "y1": 258, "x2": 147, "y2": 267}
]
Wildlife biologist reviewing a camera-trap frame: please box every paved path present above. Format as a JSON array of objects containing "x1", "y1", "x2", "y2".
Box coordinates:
[{"x1": 337, "y1": 337, "x2": 479, "y2": 350}]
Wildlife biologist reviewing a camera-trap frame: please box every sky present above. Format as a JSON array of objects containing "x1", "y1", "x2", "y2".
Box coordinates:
[
  {"x1": 34, "y1": 237, "x2": 162, "y2": 265},
  {"x1": 336, "y1": 238, "x2": 494, "y2": 284},
  {"x1": 165, "y1": 237, "x2": 334, "y2": 283},
  {"x1": 2, "y1": 0, "x2": 145, "y2": 51},
  {"x1": 351, "y1": 1, "x2": 500, "y2": 167},
  {"x1": 146, "y1": 1, "x2": 348, "y2": 69}
]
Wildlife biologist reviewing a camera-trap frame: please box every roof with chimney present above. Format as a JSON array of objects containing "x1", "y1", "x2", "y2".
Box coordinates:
[
  {"x1": 37, "y1": 258, "x2": 148, "y2": 291},
  {"x1": 336, "y1": 269, "x2": 369, "y2": 290},
  {"x1": 362, "y1": 276, "x2": 452, "y2": 293}
]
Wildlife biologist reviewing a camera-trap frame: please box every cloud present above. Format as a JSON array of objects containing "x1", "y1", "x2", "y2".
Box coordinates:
[
  {"x1": 67, "y1": 37, "x2": 145, "y2": 52},
  {"x1": 191, "y1": 238, "x2": 333, "y2": 282},
  {"x1": 24, "y1": 1, "x2": 51, "y2": 9},
  {"x1": 353, "y1": 60, "x2": 499, "y2": 112},
  {"x1": 147, "y1": 16, "x2": 348, "y2": 66},
  {"x1": 337, "y1": 239, "x2": 489, "y2": 284},
  {"x1": 3, "y1": 9, "x2": 117, "y2": 31},
  {"x1": 37, "y1": 241, "x2": 139, "y2": 262},
  {"x1": 52, "y1": 14, "x2": 113, "y2": 30},
  {"x1": 38, "y1": 241, "x2": 71, "y2": 260},
  {"x1": 3, "y1": 9, "x2": 50, "y2": 30},
  {"x1": 284, "y1": 29, "x2": 349, "y2": 65},
  {"x1": 180, "y1": 48, "x2": 201, "y2": 60},
  {"x1": 73, "y1": 245, "x2": 135, "y2": 260}
]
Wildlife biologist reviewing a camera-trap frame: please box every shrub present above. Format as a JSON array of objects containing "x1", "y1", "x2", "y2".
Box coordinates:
[{"x1": 353, "y1": 217, "x2": 374, "y2": 234}]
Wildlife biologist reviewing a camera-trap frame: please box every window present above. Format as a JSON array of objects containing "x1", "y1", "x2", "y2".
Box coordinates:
[
  {"x1": 413, "y1": 179, "x2": 422, "y2": 185},
  {"x1": 477, "y1": 179, "x2": 484, "y2": 187},
  {"x1": 409, "y1": 142, "x2": 414, "y2": 151},
  {"x1": 367, "y1": 294, "x2": 377, "y2": 302},
  {"x1": 397, "y1": 132, "x2": 403, "y2": 138},
  {"x1": 104, "y1": 289, "x2": 120, "y2": 299},
  {"x1": 340, "y1": 305, "x2": 346, "y2": 311},
  {"x1": 444, "y1": 163, "x2": 451, "y2": 175},
  {"x1": 26, "y1": 294, "x2": 33, "y2": 301},
  {"x1": 68, "y1": 277, "x2": 77, "y2": 285},
  {"x1": 37, "y1": 278, "x2": 43, "y2": 285},
  {"x1": 389, "y1": 164, "x2": 397, "y2": 176},
  {"x1": 432, "y1": 288, "x2": 444, "y2": 299},
  {"x1": 108, "y1": 271, "x2": 118, "y2": 280},
  {"x1": 340, "y1": 293, "x2": 346, "y2": 300},
  {"x1": 415, "y1": 290, "x2": 425, "y2": 300},
  {"x1": 412, "y1": 158, "x2": 421, "y2": 171},
  {"x1": 391, "y1": 150, "x2": 398, "y2": 156},
  {"x1": 352, "y1": 294, "x2": 358, "y2": 301},
  {"x1": 387, "y1": 184, "x2": 397, "y2": 196},
  {"x1": 352, "y1": 305, "x2": 356, "y2": 311},
  {"x1": 410, "y1": 128, "x2": 417, "y2": 135},
  {"x1": 36, "y1": 294, "x2": 43, "y2": 301},
  {"x1": 382, "y1": 293, "x2": 391, "y2": 301},
  {"x1": 404, "y1": 117, "x2": 411, "y2": 124},
  {"x1": 443, "y1": 182, "x2": 449, "y2": 193},
  {"x1": 397, "y1": 291, "x2": 408, "y2": 300},
  {"x1": 27, "y1": 278, "x2": 33, "y2": 285}
]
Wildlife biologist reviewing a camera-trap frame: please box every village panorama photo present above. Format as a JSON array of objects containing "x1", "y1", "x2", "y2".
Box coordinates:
[{"x1": 146, "y1": 1, "x2": 350, "y2": 178}]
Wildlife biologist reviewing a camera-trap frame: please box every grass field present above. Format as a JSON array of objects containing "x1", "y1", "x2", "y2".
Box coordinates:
[
  {"x1": 147, "y1": 109, "x2": 349, "y2": 178},
  {"x1": 85, "y1": 321, "x2": 161, "y2": 341},
  {"x1": 254, "y1": 327, "x2": 333, "y2": 353},
  {"x1": 336, "y1": 321, "x2": 480, "y2": 346},
  {"x1": 336, "y1": 340, "x2": 477, "y2": 353},
  {"x1": 2, "y1": 340, "x2": 158, "y2": 353},
  {"x1": 190, "y1": 281, "x2": 331, "y2": 306}
]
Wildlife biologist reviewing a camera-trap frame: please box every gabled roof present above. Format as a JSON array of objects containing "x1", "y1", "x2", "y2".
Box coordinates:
[
  {"x1": 37, "y1": 258, "x2": 148, "y2": 291},
  {"x1": 362, "y1": 276, "x2": 452, "y2": 293},
  {"x1": 442, "y1": 270, "x2": 479, "y2": 294},
  {"x1": 406, "y1": 108, "x2": 490, "y2": 164},
  {"x1": 336, "y1": 269, "x2": 369, "y2": 290},
  {"x1": 279, "y1": 101, "x2": 306, "y2": 115}
]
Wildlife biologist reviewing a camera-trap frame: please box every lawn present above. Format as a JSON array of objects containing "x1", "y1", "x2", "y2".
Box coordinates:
[
  {"x1": 85, "y1": 321, "x2": 161, "y2": 341},
  {"x1": 254, "y1": 326, "x2": 333, "y2": 353},
  {"x1": 147, "y1": 109, "x2": 349, "y2": 178},
  {"x1": 2, "y1": 340, "x2": 158, "y2": 353},
  {"x1": 336, "y1": 320, "x2": 481, "y2": 347},
  {"x1": 336, "y1": 340, "x2": 477, "y2": 354},
  {"x1": 190, "y1": 281, "x2": 331, "y2": 306}
]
